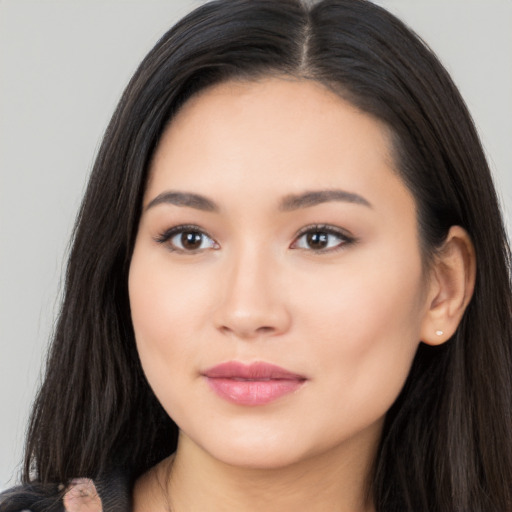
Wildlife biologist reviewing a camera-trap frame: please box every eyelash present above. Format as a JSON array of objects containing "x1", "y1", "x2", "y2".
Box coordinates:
[
  {"x1": 291, "y1": 224, "x2": 356, "y2": 253},
  {"x1": 154, "y1": 224, "x2": 356, "y2": 254},
  {"x1": 154, "y1": 224, "x2": 219, "y2": 253}
]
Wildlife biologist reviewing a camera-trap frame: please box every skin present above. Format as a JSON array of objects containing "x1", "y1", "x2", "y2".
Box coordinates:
[{"x1": 129, "y1": 77, "x2": 475, "y2": 512}]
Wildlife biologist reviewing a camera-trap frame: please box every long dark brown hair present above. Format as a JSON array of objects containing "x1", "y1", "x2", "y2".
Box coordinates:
[{"x1": 17, "y1": 0, "x2": 512, "y2": 510}]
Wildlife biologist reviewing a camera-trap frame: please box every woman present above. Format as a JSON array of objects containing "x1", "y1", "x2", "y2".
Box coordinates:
[{"x1": 1, "y1": 0, "x2": 511, "y2": 510}]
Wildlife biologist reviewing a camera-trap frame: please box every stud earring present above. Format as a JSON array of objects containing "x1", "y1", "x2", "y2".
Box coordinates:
[{"x1": 435, "y1": 330, "x2": 444, "y2": 336}]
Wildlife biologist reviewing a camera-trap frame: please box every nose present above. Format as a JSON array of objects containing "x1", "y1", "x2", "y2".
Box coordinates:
[{"x1": 213, "y1": 246, "x2": 292, "y2": 340}]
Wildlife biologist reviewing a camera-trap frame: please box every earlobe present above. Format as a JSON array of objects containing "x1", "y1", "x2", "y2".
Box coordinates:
[{"x1": 421, "y1": 226, "x2": 476, "y2": 346}]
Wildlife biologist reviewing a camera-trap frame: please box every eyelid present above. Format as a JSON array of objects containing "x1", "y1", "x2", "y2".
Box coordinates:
[
  {"x1": 153, "y1": 223, "x2": 355, "y2": 254},
  {"x1": 154, "y1": 224, "x2": 219, "y2": 252},
  {"x1": 290, "y1": 224, "x2": 356, "y2": 252}
]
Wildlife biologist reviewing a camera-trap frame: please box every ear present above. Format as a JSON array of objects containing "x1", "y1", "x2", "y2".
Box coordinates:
[{"x1": 420, "y1": 225, "x2": 476, "y2": 346}]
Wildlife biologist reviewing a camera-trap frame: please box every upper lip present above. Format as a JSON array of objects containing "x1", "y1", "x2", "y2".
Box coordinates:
[{"x1": 202, "y1": 361, "x2": 306, "y2": 381}]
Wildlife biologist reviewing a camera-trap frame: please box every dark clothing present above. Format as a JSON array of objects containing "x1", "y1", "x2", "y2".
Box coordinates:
[{"x1": 0, "y1": 472, "x2": 131, "y2": 512}]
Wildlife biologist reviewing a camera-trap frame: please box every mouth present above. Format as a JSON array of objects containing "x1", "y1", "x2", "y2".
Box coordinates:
[{"x1": 202, "y1": 361, "x2": 307, "y2": 406}]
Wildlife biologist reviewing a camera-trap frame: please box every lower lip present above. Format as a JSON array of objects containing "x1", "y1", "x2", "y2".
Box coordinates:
[{"x1": 205, "y1": 377, "x2": 305, "y2": 406}]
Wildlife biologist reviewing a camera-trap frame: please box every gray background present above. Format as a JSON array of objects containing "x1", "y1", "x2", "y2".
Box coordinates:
[{"x1": 1, "y1": 0, "x2": 511, "y2": 489}]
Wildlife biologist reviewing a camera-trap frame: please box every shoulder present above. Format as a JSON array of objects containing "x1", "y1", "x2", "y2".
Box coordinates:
[{"x1": 0, "y1": 472, "x2": 131, "y2": 512}]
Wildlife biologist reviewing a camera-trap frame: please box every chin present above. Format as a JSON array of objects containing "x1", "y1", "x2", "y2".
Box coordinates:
[
  {"x1": 182, "y1": 422, "x2": 329, "y2": 471},
  {"x1": 208, "y1": 442, "x2": 309, "y2": 470}
]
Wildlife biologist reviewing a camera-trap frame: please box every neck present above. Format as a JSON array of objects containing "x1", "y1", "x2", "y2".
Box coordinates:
[{"x1": 134, "y1": 429, "x2": 379, "y2": 512}]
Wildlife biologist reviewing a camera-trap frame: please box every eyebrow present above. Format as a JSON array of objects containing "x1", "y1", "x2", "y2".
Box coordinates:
[
  {"x1": 279, "y1": 189, "x2": 372, "y2": 211},
  {"x1": 145, "y1": 188, "x2": 371, "y2": 213},
  {"x1": 145, "y1": 191, "x2": 219, "y2": 212}
]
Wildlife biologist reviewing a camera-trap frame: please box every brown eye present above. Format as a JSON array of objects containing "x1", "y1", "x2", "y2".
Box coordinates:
[
  {"x1": 305, "y1": 232, "x2": 329, "y2": 250},
  {"x1": 180, "y1": 231, "x2": 204, "y2": 250},
  {"x1": 170, "y1": 229, "x2": 217, "y2": 251},
  {"x1": 156, "y1": 226, "x2": 218, "y2": 252},
  {"x1": 292, "y1": 226, "x2": 353, "y2": 252}
]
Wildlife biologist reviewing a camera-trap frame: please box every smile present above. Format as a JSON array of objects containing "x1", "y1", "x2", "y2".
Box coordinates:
[{"x1": 202, "y1": 361, "x2": 307, "y2": 406}]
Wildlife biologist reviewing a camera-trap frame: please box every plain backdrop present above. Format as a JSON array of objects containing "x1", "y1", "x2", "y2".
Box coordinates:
[{"x1": 1, "y1": 0, "x2": 511, "y2": 489}]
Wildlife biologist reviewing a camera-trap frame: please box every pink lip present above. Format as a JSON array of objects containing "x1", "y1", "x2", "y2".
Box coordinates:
[{"x1": 203, "y1": 361, "x2": 307, "y2": 406}]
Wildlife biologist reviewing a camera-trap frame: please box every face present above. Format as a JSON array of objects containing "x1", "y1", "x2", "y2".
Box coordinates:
[{"x1": 129, "y1": 77, "x2": 432, "y2": 470}]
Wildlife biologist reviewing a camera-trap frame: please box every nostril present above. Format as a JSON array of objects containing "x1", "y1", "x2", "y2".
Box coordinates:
[
  {"x1": 217, "y1": 324, "x2": 276, "y2": 338},
  {"x1": 256, "y1": 326, "x2": 275, "y2": 334},
  {"x1": 219, "y1": 325, "x2": 233, "y2": 336}
]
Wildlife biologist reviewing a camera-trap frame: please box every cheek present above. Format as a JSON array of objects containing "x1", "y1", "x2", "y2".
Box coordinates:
[
  {"x1": 306, "y1": 230, "x2": 425, "y2": 343},
  {"x1": 128, "y1": 245, "x2": 211, "y2": 387},
  {"x1": 315, "y1": 269, "x2": 423, "y2": 353},
  {"x1": 296, "y1": 246, "x2": 425, "y2": 411},
  {"x1": 128, "y1": 250, "x2": 217, "y2": 432},
  {"x1": 129, "y1": 239, "x2": 214, "y2": 331}
]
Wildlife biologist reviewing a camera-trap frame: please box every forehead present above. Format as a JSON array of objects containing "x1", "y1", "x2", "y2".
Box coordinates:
[{"x1": 146, "y1": 77, "x2": 412, "y2": 216}]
